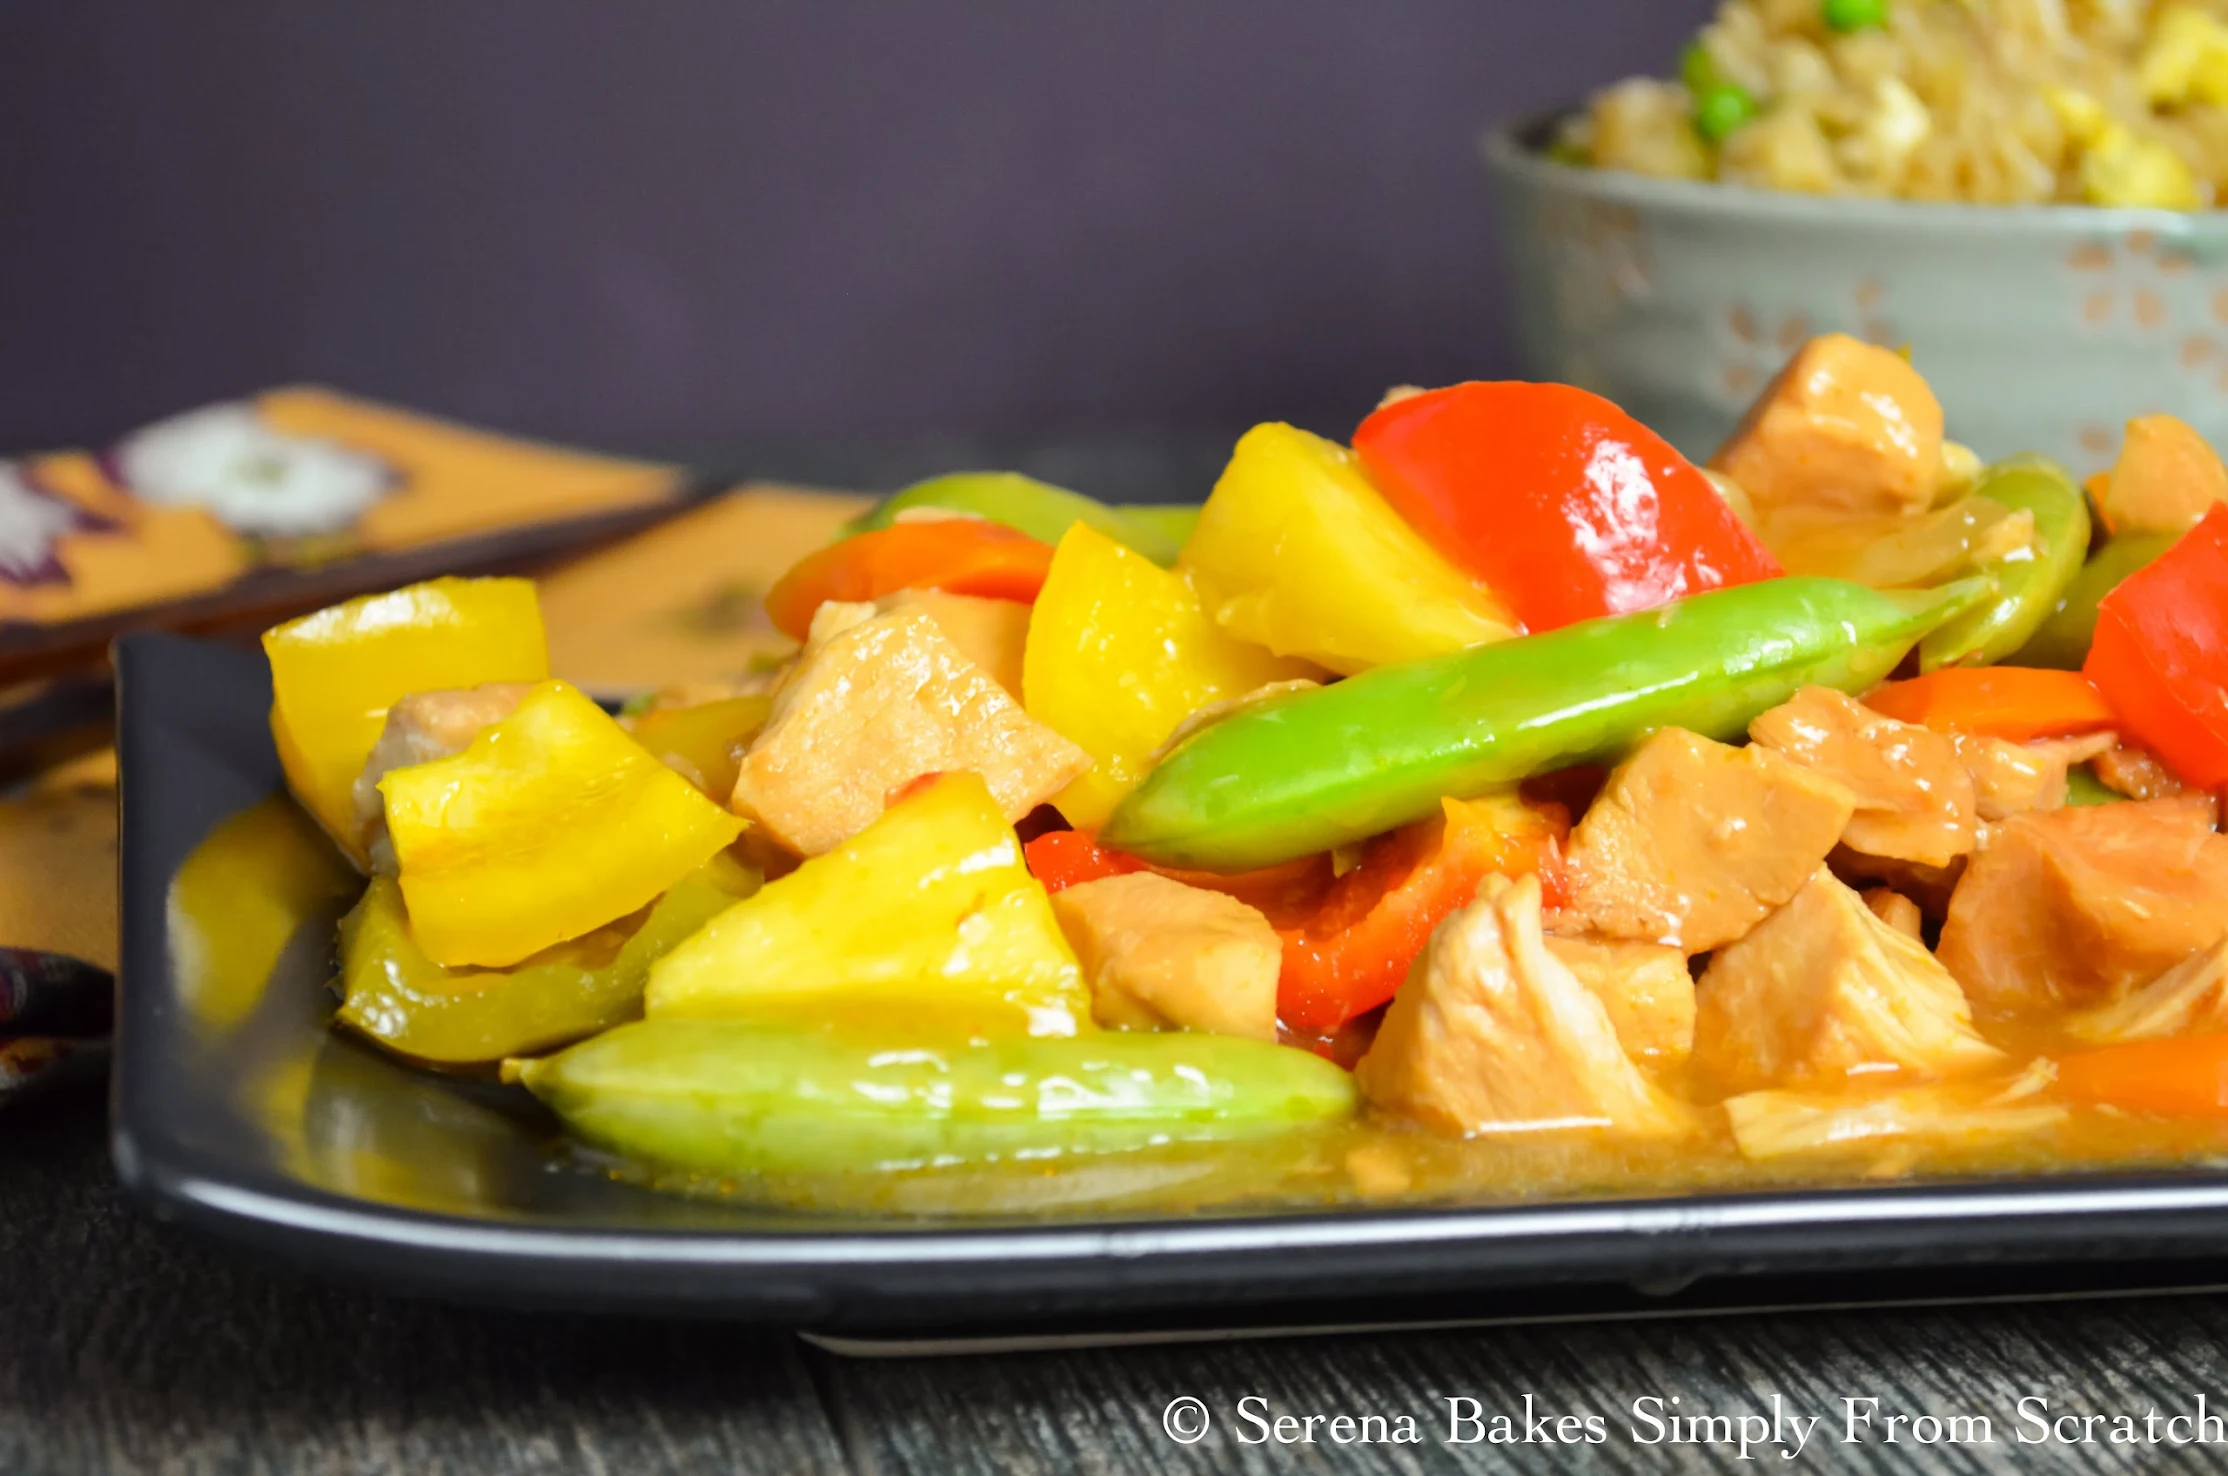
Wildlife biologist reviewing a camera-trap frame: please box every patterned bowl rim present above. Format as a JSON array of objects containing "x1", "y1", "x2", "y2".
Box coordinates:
[{"x1": 1483, "y1": 107, "x2": 2228, "y2": 235}]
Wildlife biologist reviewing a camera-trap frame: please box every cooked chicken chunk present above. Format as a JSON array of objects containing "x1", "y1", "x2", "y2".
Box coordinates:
[
  {"x1": 1952, "y1": 732, "x2": 2068, "y2": 824},
  {"x1": 1862, "y1": 887, "x2": 1924, "y2": 939},
  {"x1": 875, "y1": 588, "x2": 1029, "y2": 698},
  {"x1": 1937, "y1": 796, "x2": 2228, "y2": 1014},
  {"x1": 2092, "y1": 742, "x2": 2186, "y2": 802},
  {"x1": 2026, "y1": 731, "x2": 2117, "y2": 770},
  {"x1": 2095, "y1": 413, "x2": 2228, "y2": 537},
  {"x1": 1048, "y1": 872, "x2": 1280, "y2": 1041},
  {"x1": 1725, "y1": 1063, "x2": 2064, "y2": 1164},
  {"x1": 1541, "y1": 934, "x2": 1695, "y2": 1067},
  {"x1": 1355, "y1": 873, "x2": 1687, "y2": 1138},
  {"x1": 1554, "y1": 727, "x2": 1855, "y2": 953},
  {"x1": 2067, "y1": 937, "x2": 2228, "y2": 1045},
  {"x1": 1834, "y1": 853, "x2": 1963, "y2": 918},
  {"x1": 732, "y1": 607, "x2": 1091, "y2": 856},
  {"x1": 1710, "y1": 333, "x2": 1946, "y2": 520},
  {"x1": 1693, "y1": 870, "x2": 2002, "y2": 1096},
  {"x1": 1832, "y1": 731, "x2": 2121, "y2": 910},
  {"x1": 1751, "y1": 686, "x2": 1975, "y2": 869},
  {"x1": 351, "y1": 682, "x2": 532, "y2": 874}
]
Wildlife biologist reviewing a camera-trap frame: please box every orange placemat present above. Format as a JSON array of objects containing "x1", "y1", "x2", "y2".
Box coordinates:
[
  {"x1": 1, "y1": 389, "x2": 693, "y2": 684},
  {"x1": 0, "y1": 481, "x2": 863, "y2": 985}
]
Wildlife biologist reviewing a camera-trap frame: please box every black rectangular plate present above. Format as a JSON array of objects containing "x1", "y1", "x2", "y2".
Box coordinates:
[{"x1": 112, "y1": 632, "x2": 2228, "y2": 1332}]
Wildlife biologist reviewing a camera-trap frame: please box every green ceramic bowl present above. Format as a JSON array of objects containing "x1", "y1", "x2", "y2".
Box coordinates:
[{"x1": 1485, "y1": 110, "x2": 2228, "y2": 473}]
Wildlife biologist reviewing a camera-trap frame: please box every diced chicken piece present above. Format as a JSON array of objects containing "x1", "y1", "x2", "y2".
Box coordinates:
[
  {"x1": 732, "y1": 608, "x2": 1091, "y2": 856},
  {"x1": 1863, "y1": 887, "x2": 1924, "y2": 939},
  {"x1": 1751, "y1": 686, "x2": 1976, "y2": 868},
  {"x1": 1952, "y1": 732, "x2": 2068, "y2": 823},
  {"x1": 1826, "y1": 732, "x2": 2115, "y2": 907},
  {"x1": 1725, "y1": 1062, "x2": 2064, "y2": 1164},
  {"x1": 2027, "y1": 731, "x2": 2118, "y2": 770},
  {"x1": 2094, "y1": 413, "x2": 2228, "y2": 537},
  {"x1": 1710, "y1": 333, "x2": 1947, "y2": 521},
  {"x1": 2067, "y1": 937, "x2": 2228, "y2": 1045},
  {"x1": 1048, "y1": 872, "x2": 1280, "y2": 1041},
  {"x1": 1937, "y1": 796, "x2": 2228, "y2": 1014},
  {"x1": 801, "y1": 598, "x2": 878, "y2": 650},
  {"x1": 1541, "y1": 934, "x2": 1695, "y2": 1067},
  {"x1": 874, "y1": 588, "x2": 1029, "y2": 698},
  {"x1": 2093, "y1": 741, "x2": 2187, "y2": 801},
  {"x1": 1355, "y1": 873, "x2": 1688, "y2": 1138},
  {"x1": 1834, "y1": 853, "x2": 1963, "y2": 918},
  {"x1": 1554, "y1": 727, "x2": 1856, "y2": 953},
  {"x1": 1693, "y1": 869, "x2": 2002, "y2": 1096},
  {"x1": 351, "y1": 682, "x2": 532, "y2": 874}
]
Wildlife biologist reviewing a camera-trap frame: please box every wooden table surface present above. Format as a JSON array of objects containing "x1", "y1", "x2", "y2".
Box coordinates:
[{"x1": 11, "y1": 1084, "x2": 2228, "y2": 1474}]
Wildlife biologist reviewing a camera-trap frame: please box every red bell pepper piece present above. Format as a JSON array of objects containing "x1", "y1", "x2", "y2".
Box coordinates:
[
  {"x1": 764, "y1": 520, "x2": 1055, "y2": 640},
  {"x1": 2083, "y1": 505, "x2": 2228, "y2": 791},
  {"x1": 1864, "y1": 668, "x2": 2118, "y2": 743},
  {"x1": 1352, "y1": 382, "x2": 1783, "y2": 632},
  {"x1": 1023, "y1": 829, "x2": 1332, "y2": 923},
  {"x1": 1275, "y1": 794, "x2": 1568, "y2": 1033},
  {"x1": 1024, "y1": 830, "x2": 1148, "y2": 891}
]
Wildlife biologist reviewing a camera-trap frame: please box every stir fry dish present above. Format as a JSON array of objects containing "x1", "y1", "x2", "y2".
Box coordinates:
[
  {"x1": 1565, "y1": 0, "x2": 2228, "y2": 208},
  {"x1": 259, "y1": 334, "x2": 2228, "y2": 1216}
]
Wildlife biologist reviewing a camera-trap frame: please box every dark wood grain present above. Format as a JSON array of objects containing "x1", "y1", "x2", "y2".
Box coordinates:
[
  {"x1": 17, "y1": 1081, "x2": 2228, "y2": 1475},
  {"x1": 808, "y1": 1284, "x2": 2228, "y2": 1474},
  {"x1": 0, "y1": 1090, "x2": 848, "y2": 1476}
]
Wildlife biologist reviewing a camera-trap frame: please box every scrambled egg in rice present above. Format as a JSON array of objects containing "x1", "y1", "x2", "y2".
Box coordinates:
[{"x1": 1563, "y1": 0, "x2": 2228, "y2": 208}]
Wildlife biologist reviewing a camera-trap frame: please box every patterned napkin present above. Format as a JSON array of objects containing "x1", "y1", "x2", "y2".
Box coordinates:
[{"x1": 0, "y1": 458, "x2": 866, "y2": 1108}]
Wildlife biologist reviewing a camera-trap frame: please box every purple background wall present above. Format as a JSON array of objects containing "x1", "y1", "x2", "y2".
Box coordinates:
[{"x1": 0, "y1": 1, "x2": 1710, "y2": 457}]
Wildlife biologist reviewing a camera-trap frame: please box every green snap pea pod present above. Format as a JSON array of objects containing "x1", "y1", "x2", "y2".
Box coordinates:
[
  {"x1": 2064, "y1": 764, "x2": 2124, "y2": 808},
  {"x1": 337, "y1": 856, "x2": 759, "y2": 1065},
  {"x1": 1100, "y1": 575, "x2": 1990, "y2": 871},
  {"x1": 513, "y1": 1019, "x2": 1355, "y2": 1177},
  {"x1": 2007, "y1": 532, "x2": 2181, "y2": 671},
  {"x1": 1918, "y1": 456, "x2": 2091, "y2": 672},
  {"x1": 848, "y1": 471, "x2": 1183, "y2": 565},
  {"x1": 1114, "y1": 502, "x2": 1200, "y2": 553}
]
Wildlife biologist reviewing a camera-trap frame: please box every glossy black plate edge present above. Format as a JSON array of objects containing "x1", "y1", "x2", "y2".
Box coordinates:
[{"x1": 110, "y1": 633, "x2": 2228, "y2": 1330}]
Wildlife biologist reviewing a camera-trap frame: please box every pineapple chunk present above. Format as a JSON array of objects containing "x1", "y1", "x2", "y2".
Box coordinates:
[{"x1": 646, "y1": 772, "x2": 1088, "y2": 1035}]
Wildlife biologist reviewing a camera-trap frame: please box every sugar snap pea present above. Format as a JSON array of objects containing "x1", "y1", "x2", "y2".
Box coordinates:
[
  {"x1": 2009, "y1": 531, "x2": 2180, "y2": 671},
  {"x1": 514, "y1": 1019, "x2": 1356, "y2": 1177},
  {"x1": 1100, "y1": 575, "x2": 1989, "y2": 871},
  {"x1": 1919, "y1": 455, "x2": 2090, "y2": 671}
]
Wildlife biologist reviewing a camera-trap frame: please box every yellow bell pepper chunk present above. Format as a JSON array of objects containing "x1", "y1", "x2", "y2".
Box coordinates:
[
  {"x1": 263, "y1": 576, "x2": 549, "y2": 864},
  {"x1": 1023, "y1": 524, "x2": 1319, "y2": 829},
  {"x1": 1181, "y1": 422, "x2": 1518, "y2": 674},
  {"x1": 380, "y1": 679, "x2": 744, "y2": 967},
  {"x1": 646, "y1": 771, "x2": 1087, "y2": 1035},
  {"x1": 626, "y1": 694, "x2": 772, "y2": 799},
  {"x1": 336, "y1": 853, "x2": 760, "y2": 1065}
]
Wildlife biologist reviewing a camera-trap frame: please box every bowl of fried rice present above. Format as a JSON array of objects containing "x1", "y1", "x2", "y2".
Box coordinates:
[{"x1": 1486, "y1": 0, "x2": 2228, "y2": 471}]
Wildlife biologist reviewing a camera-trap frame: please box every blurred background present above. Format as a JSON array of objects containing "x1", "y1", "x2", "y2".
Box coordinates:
[{"x1": 0, "y1": 0, "x2": 1711, "y2": 482}]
